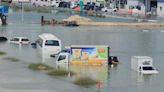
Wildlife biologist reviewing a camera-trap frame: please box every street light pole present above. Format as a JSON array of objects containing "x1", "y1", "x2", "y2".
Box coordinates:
[
  {"x1": 145, "y1": 0, "x2": 147, "y2": 16},
  {"x1": 80, "y1": 0, "x2": 83, "y2": 15},
  {"x1": 21, "y1": 2, "x2": 24, "y2": 22}
]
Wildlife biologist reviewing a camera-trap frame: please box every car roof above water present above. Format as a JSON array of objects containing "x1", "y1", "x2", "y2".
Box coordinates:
[
  {"x1": 12, "y1": 37, "x2": 29, "y2": 39},
  {"x1": 39, "y1": 33, "x2": 60, "y2": 40},
  {"x1": 132, "y1": 56, "x2": 152, "y2": 59}
]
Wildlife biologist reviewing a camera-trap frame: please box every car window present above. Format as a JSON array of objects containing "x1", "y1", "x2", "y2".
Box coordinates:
[
  {"x1": 142, "y1": 67, "x2": 154, "y2": 70},
  {"x1": 22, "y1": 39, "x2": 29, "y2": 41},
  {"x1": 45, "y1": 40, "x2": 59, "y2": 46},
  {"x1": 58, "y1": 55, "x2": 66, "y2": 61},
  {"x1": 11, "y1": 38, "x2": 19, "y2": 41}
]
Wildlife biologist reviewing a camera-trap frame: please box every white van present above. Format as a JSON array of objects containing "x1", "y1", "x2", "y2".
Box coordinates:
[
  {"x1": 36, "y1": 33, "x2": 61, "y2": 56},
  {"x1": 131, "y1": 56, "x2": 158, "y2": 74}
]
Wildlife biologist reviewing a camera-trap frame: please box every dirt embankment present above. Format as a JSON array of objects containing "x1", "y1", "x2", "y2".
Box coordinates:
[
  {"x1": 63, "y1": 15, "x2": 93, "y2": 23},
  {"x1": 63, "y1": 15, "x2": 164, "y2": 27}
]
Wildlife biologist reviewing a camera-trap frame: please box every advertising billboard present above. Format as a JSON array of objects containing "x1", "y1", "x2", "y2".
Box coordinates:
[{"x1": 71, "y1": 46, "x2": 109, "y2": 65}]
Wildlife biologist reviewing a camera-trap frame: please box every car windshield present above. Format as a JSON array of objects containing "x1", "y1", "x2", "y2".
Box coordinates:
[
  {"x1": 142, "y1": 66, "x2": 154, "y2": 70},
  {"x1": 11, "y1": 38, "x2": 19, "y2": 41},
  {"x1": 45, "y1": 40, "x2": 59, "y2": 46},
  {"x1": 57, "y1": 55, "x2": 66, "y2": 61},
  {"x1": 22, "y1": 39, "x2": 29, "y2": 41}
]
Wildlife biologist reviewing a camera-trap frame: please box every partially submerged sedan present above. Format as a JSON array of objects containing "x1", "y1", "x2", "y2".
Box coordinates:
[{"x1": 10, "y1": 37, "x2": 30, "y2": 44}]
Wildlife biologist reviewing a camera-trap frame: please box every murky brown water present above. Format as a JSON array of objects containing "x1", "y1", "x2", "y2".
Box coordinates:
[{"x1": 0, "y1": 11, "x2": 164, "y2": 92}]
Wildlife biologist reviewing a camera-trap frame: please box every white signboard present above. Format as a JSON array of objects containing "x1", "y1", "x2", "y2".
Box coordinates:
[
  {"x1": 128, "y1": 0, "x2": 139, "y2": 6},
  {"x1": 18, "y1": 0, "x2": 30, "y2": 3}
]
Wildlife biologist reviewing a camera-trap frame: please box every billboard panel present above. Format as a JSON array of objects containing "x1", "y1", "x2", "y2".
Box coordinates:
[{"x1": 71, "y1": 47, "x2": 109, "y2": 65}]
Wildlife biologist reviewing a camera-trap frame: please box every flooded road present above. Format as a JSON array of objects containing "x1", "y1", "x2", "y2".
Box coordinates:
[{"x1": 0, "y1": 11, "x2": 164, "y2": 92}]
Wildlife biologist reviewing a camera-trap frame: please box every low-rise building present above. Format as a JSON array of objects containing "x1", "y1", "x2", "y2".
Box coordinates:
[
  {"x1": 157, "y1": 0, "x2": 164, "y2": 16},
  {"x1": 125, "y1": 0, "x2": 158, "y2": 16}
]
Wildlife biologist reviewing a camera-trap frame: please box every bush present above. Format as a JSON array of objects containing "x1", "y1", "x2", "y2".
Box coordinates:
[
  {"x1": 28, "y1": 63, "x2": 54, "y2": 71},
  {"x1": 48, "y1": 69, "x2": 75, "y2": 77},
  {"x1": 0, "y1": 51, "x2": 6, "y2": 56},
  {"x1": 74, "y1": 77, "x2": 97, "y2": 86},
  {"x1": 3, "y1": 57, "x2": 19, "y2": 62}
]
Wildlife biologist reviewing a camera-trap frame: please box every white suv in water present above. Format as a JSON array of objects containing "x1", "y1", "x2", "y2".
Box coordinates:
[{"x1": 9, "y1": 37, "x2": 30, "y2": 44}]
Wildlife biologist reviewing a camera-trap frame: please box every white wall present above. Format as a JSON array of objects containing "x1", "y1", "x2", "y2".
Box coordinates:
[
  {"x1": 12, "y1": 0, "x2": 30, "y2": 3},
  {"x1": 125, "y1": 0, "x2": 145, "y2": 15},
  {"x1": 157, "y1": 2, "x2": 164, "y2": 16},
  {"x1": 31, "y1": 0, "x2": 57, "y2": 6}
]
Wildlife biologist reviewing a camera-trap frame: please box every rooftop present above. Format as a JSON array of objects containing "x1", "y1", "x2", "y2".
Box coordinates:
[{"x1": 39, "y1": 33, "x2": 60, "y2": 40}]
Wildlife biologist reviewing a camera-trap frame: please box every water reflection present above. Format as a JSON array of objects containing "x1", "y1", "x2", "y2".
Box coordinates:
[
  {"x1": 0, "y1": 26, "x2": 7, "y2": 37},
  {"x1": 1, "y1": 20, "x2": 164, "y2": 92},
  {"x1": 69, "y1": 65, "x2": 108, "y2": 82},
  {"x1": 137, "y1": 73, "x2": 154, "y2": 83},
  {"x1": 55, "y1": 63, "x2": 69, "y2": 70},
  {"x1": 40, "y1": 51, "x2": 109, "y2": 83},
  {"x1": 40, "y1": 52, "x2": 54, "y2": 63}
]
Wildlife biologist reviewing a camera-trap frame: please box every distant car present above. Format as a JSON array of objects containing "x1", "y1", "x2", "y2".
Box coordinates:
[
  {"x1": 84, "y1": 4, "x2": 94, "y2": 10},
  {"x1": 51, "y1": 1, "x2": 60, "y2": 7},
  {"x1": 10, "y1": 37, "x2": 30, "y2": 44},
  {"x1": 0, "y1": 36, "x2": 8, "y2": 42},
  {"x1": 101, "y1": 7, "x2": 117, "y2": 12},
  {"x1": 70, "y1": 2, "x2": 78, "y2": 9},
  {"x1": 132, "y1": 8, "x2": 141, "y2": 16},
  {"x1": 58, "y1": 2, "x2": 70, "y2": 8}
]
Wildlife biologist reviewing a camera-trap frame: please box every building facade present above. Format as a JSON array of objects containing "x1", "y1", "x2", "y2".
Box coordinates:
[
  {"x1": 157, "y1": 0, "x2": 164, "y2": 16},
  {"x1": 125, "y1": 0, "x2": 158, "y2": 16}
]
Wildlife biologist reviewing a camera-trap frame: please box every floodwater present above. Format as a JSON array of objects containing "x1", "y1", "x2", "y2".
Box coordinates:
[{"x1": 0, "y1": 11, "x2": 164, "y2": 92}]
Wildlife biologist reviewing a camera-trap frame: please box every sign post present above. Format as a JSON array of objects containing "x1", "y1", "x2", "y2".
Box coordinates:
[{"x1": 80, "y1": 0, "x2": 83, "y2": 15}]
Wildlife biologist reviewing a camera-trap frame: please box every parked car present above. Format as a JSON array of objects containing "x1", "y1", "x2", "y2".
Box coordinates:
[
  {"x1": 58, "y1": 2, "x2": 70, "y2": 8},
  {"x1": 70, "y1": 1, "x2": 78, "y2": 9},
  {"x1": 51, "y1": 1, "x2": 60, "y2": 7},
  {"x1": 0, "y1": 36, "x2": 8, "y2": 42},
  {"x1": 9, "y1": 37, "x2": 30, "y2": 44},
  {"x1": 94, "y1": 5, "x2": 103, "y2": 11},
  {"x1": 84, "y1": 4, "x2": 94, "y2": 10},
  {"x1": 101, "y1": 7, "x2": 117, "y2": 12}
]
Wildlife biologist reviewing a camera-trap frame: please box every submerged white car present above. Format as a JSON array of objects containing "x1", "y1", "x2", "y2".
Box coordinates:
[
  {"x1": 10, "y1": 37, "x2": 30, "y2": 44},
  {"x1": 101, "y1": 7, "x2": 117, "y2": 12}
]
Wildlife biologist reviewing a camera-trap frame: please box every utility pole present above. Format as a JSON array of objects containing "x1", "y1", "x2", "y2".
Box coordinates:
[
  {"x1": 145, "y1": 0, "x2": 147, "y2": 16},
  {"x1": 80, "y1": 0, "x2": 83, "y2": 15}
]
